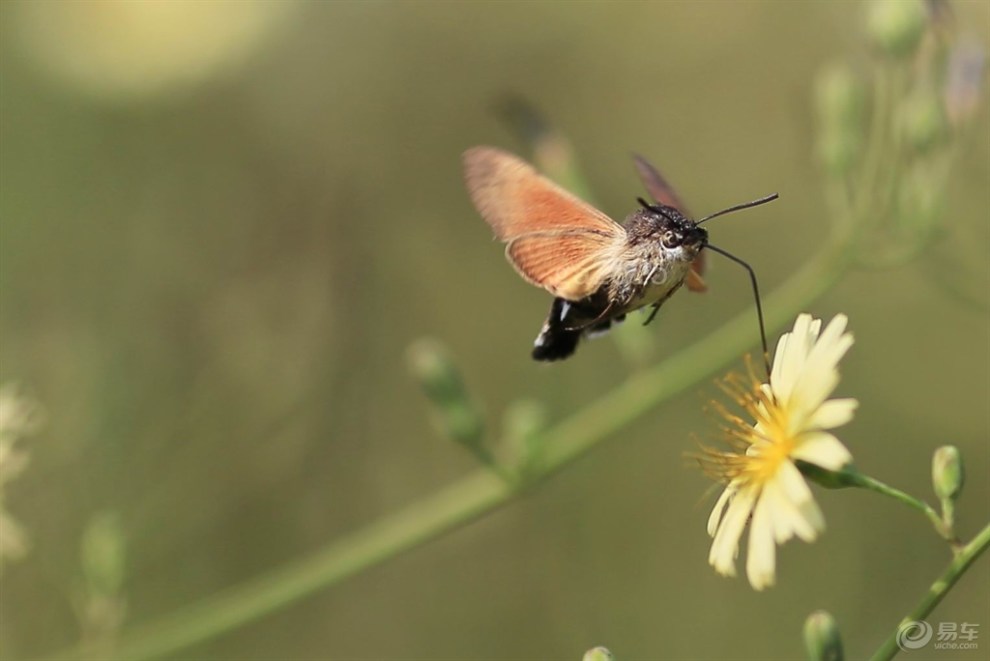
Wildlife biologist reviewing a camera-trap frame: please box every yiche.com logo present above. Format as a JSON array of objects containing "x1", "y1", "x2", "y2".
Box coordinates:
[{"x1": 897, "y1": 621, "x2": 934, "y2": 651}]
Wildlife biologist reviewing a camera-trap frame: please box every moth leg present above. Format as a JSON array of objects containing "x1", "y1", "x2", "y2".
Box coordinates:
[
  {"x1": 533, "y1": 290, "x2": 617, "y2": 361},
  {"x1": 585, "y1": 313, "x2": 624, "y2": 339},
  {"x1": 563, "y1": 299, "x2": 615, "y2": 332},
  {"x1": 642, "y1": 302, "x2": 662, "y2": 327},
  {"x1": 642, "y1": 280, "x2": 685, "y2": 327}
]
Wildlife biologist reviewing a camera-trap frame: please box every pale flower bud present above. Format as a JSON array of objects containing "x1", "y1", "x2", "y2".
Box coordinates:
[
  {"x1": 582, "y1": 647, "x2": 614, "y2": 661},
  {"x1": 502, "y1": 399, "x2": 547, "y2": 474},
  {"x1": 866, "y1": 0, "x2": 927, "y2": 59},
  {"x1": 407, "y1": 339, "x2": 484, "y2": 447},
  {"x1": 804, "y1": 610, "x2": 845, "y2": 661},
  {"x1": 814, "y1": 65, "x2": 866, "y2": 175},
  {"x1": 899, "y1": 89, "x2": 948, "y2": 154},
  {"x1": 932, "y1": 445, "x2": 963, "y2": 502},
  {"x1": 81, "y1": 513, "x2": 127, "y2": 596}
]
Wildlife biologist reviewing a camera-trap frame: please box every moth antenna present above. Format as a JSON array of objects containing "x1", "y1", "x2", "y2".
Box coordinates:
[
  {"x1": 636, "y1": 197, "x2": 679, "y2": 223},
  {"x1": 696, "y1": 193, "x2": 778, "y2": 225},
  {"x1": 704, "y1": 243, "x2": 771, "y2": 380}
]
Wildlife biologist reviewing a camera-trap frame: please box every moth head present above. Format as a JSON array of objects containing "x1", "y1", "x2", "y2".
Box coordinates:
[
  {"x1": 635, "y1": 198, "x2": 708, "y2": 253},
  {"x1": 660, "y1": 223, "x2": 708, "y2": 251}
]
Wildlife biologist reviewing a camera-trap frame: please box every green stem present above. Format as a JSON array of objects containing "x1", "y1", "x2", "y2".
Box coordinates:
[
  {"x1": 844, "y1": 60, "x2": 895, "y2": 258},
  {"x1": 51, "y1": 470, "x2": 514, "y2": 661},
  {"x1": 852, "y1": 62, "x2": 892, "y2": 225},
  {"x1": 869, "y1": 522, "x2": 990, "y2": 661},
  {"x1": 941, "y1": 498, "x2": 957, "y2": 547},
  {"x1": 839, "y1": 470, "x2": 947, "y2": 539},
  {"x1": 46, "y1": 243, "x2": 852, "y2": 661}
]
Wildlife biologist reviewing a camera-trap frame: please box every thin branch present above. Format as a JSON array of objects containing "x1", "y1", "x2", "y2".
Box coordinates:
[
  {"x1": 870, "y1": 522, "x2": 990, "y2": 661},
  {"x1": 47, "y1": 243, "x2": 854, "y2": 661}
]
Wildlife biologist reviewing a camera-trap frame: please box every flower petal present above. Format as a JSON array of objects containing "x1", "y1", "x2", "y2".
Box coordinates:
[
  {"x1": 790, "y1": 316, "x2": 853, "y2": 412},
  {"x1": 758, "y1": 475, "x2": 807, "y2": 544},
  {"x1": 0, "y1": 509, "x2": 29, "y2": 562},
  {"x1": 774, "y1": 461, "x2": 825, "y2": 541},
  {"x1": 808, "y1": 398, "x2": 858, "y2": 430},
  {"x1": 792, "y1": 431, "x2": 853, "y2": 470},
  {"x1": 707, "y1": 485, "x2": 734, "y2": 537},
  {"x1": 708, "y1": 485, "x2": 758, "y2": 576},
  {"x1": 746, "y1": 494, "x2": 777, "y2": 590},
  {"x1": 770, "y1": 328, "x2": 792, "y2": 394},
  {"x1": 773, "y1": 314, "x2": 814, "y2": 399}
]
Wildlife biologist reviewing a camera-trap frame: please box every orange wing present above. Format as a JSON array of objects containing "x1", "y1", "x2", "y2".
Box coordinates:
[
  {"x1": 506, "y1": 231, "x2": 618, "y2": 300},
  {"x1": 684, "y1": 266, "x2": 707, "y2": 293},
  {"x1": 632, "y1": 153, "x2": 707, "y2": 293},
  {"x1": 463, "y1": 147, "x2": 624, "y2": 300}
]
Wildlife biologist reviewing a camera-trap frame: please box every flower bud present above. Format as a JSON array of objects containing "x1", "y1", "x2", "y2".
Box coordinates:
[
  {"x1": 407, "y1": 339, "x2": 462, "y2": 403},
  {"x1": 804, "y1": 610, "x2": 844, "y2": 661},
  {"x1": 582, "y1": 647, "x2": 614, "y2": 661},
  {"x1": 81, "y1": 512, "x2": 126, "y2": 596},
  {"x1": 932, "y1": 445, "x2": 963, "y2": 502},
  {"x1": 896, "y1": 163, "x2": 943, "y2": 234},
  {"x1": 407, "y1": 339, "x2": 483, "y2": 447},
  {"x1": 814, "y1": 65, "x2": 866, "y2": 175},
  {"x1": 866, "y1": 0, "x2": 927, "y2": 59},
  {"x1": 502, "y1": 399, "x2": 547, "y2": 475},
  {"x1": 815, "y1": 64, "x2": 866, "y2": 129},
  {"x1": 899, "y1": 89, "x2": 948, "y2": 154},
  {"x1": 816, "y1": 130, "x2": 860, "y2": 176}
]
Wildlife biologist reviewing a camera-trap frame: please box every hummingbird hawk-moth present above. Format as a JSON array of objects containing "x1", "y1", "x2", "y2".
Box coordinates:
[{"x1": 462, "y1": 146, "x2": 776, "y2": 362}]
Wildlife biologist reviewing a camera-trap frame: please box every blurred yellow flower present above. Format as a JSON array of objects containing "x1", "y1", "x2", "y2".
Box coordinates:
[
  {"x1": 13, "y1": 0, "x2": 298, "y2": 101},
  {"x1": 701, "y1": 314, "x2": 857, "y2": 590}
]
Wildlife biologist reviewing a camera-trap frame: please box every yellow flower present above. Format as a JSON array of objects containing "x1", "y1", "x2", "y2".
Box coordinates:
[{"x1": 701, "y1": 314, "x2": 857, "y2": 590}]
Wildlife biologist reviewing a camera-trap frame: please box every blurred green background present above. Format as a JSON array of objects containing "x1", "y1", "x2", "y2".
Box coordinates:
[{"x1": 1, "y1": 1, "x2": 987, "y2": 659}]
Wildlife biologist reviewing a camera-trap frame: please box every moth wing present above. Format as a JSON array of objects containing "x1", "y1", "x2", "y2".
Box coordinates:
[
  {"x1": 464, "y1": 146, "x2": 625, "y2": 300},
  {"x1": 463, "y1": 146, "x2": 624, "y2": 241},
  {"x1": 632, "y1": 152, "x2": 707, "y2": 292},
  {"x1": 506, "y1": 230, "x2": 618, "y2": 301},
  {"x1": 632, "y1": 153, "x2": 689, "y2": 215},
  {"x1": 686, "y1": 265, "x2": 707, "y2": 292}
]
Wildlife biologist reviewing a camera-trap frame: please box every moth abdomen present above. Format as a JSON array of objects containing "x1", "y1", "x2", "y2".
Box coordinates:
[
  {"x1": 531, "y1": 293, "x2": 617, "y2": 361},
  {"x1": 532, "y1": 324, "x2": 581, "y2": 361}
]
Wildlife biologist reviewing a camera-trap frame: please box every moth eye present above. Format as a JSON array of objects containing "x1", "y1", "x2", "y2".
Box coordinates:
[{"x1": 661, "y1": 231, "x2": 680, "y2": 248}]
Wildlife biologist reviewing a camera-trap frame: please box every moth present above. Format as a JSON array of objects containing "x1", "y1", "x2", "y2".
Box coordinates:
[{"x1": 462, "y1": 146, "x2": 776, "y2": 362}]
